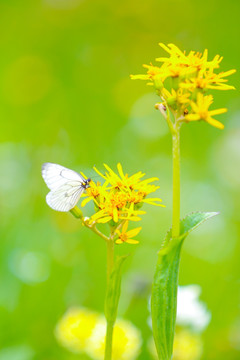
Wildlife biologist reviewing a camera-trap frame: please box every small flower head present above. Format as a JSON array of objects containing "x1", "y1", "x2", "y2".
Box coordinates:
[
  {"x1": 115, "y1": 221, "x2": 142, "y2": 245},
  {"x1": 185, "y1": 93, "x2": 227, "y2": 129},
  {"x1": 131, "y1": 43, "x2": 236, "y2": 130},
  {"x1": 81, "y1": 163, "x2": 164, "y2": 245}
]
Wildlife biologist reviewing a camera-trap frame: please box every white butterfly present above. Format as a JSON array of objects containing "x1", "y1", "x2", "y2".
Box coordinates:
[{"x1": 42, "y1": 162, "x2": 91, "y2": 212}]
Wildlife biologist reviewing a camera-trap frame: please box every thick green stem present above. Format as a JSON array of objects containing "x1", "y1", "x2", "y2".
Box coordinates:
[
  {"x1": 172, "y1": 122, "x2": 181, "y2": 238},
  {"x1": 104, "y1": 239, "x2": 115, "y2": 360}
]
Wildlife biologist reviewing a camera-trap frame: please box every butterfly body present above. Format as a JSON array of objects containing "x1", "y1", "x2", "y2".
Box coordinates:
[{"x1": 42, "y1": 162, "x2": 90, "y2": 212}]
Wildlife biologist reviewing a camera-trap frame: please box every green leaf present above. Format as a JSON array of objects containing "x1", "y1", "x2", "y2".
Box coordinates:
[
  {"x1": 151, "y1": 211, "x2": 218, "y2": 360},
  {"x1": 105, "y1": 255, "x2": 128, "y2": 323}
]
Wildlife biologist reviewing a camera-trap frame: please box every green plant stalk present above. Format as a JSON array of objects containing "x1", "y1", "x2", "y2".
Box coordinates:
[
  {"x1": 172, "y1": 121, "x2": 181, "y2": 238},
  {"x1": 106, "y1": 239, "x2": 114, "y2": 283},
  {"x1": 104, "y1": 239, "x2": 115, "y2": 360},
  {"x1": 151, "y1": 112, "x2": 182, "y2": 360},
  {"x1": 104, "y1": 319, "x2": 114, "y2": 360}
]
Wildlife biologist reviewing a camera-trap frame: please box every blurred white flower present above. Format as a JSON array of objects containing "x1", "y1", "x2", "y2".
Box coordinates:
[{"x1": 177, "y1": 285, "x2": 211, "y2": 332}]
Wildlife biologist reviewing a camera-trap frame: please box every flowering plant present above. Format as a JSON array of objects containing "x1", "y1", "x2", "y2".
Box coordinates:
[
  {"x1": 42, "y1": 162, "x2": 164, "y2": 360},
  {"x1": 131, "y1": 43, "x2": 235, "y2": 130},
  {"x1": 42, "y1": 42, "x2": 236, "y2": 360},
  {"x1": 131, "y1": 43, "x2": 236, "y2": 360}
]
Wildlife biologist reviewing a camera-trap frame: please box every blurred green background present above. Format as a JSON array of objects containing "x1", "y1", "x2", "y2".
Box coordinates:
[{"x1": 0, "y1": 0, "x2": 240, "y2": 359}]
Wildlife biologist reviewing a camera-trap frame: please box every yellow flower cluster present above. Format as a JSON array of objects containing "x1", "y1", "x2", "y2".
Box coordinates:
[
  {"x1": 80, "y1": 163, "x2": 164, "y2": 245},
  {"x1": 55, "y1": 307, "x2": 142, "y2": 360},
  {"x1": 131, "y1": 43, "x2": 236, "y2": 129}
]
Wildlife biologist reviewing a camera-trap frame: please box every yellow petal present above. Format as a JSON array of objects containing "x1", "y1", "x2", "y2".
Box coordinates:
[
  {"x1": 104, "y1": 164, "x2": 120, "y2": 181},
  {"x1": 142, "y1": 199, "x2": 165, "y2": 207},
  {"x1": 113, "y1": 208, "x2": 119, "y2": 223},
  {"x1": 126, "y1": 239, "x2": 139, "y2": 244},
  {"x1": 93, "y1": 166, "x2": 107, "y2": 180},
  {"x1": 81, "y1": 197, "x2": 92, "y2": 207},
  {"x1": 120, "y1": 216, "x2": 141, "y2": 222},
  {"x1": 130, "y1": 74, "x2": 150, "y2": 80},
  {"x1": 219, "y1": 69, "x2": 236, "y2": 77},
  {"x1": 126, "y1": 227, "x2": 142, "y2": 238},
  {"x1": 185, "y1": 114, "x2": 201, "y2": 121},
  {"x1": 115, "y1": 239, "x2": 124, "y2": 244},
  {"x1": 158, "y1": 43, "x2": 171, "y2": 54},
  {"x1": 117, "y1": 163, "x2": 125, "y2": 180},
  {"x1": 122, "y1": 221, "x2": 129, "y2": 233},
  {"x1": 206, "y1": 117, "x2": 224, "y2": 130},
  {"x1": 209, "y1": 108, "x2": 227, "y2": 116},
  {"x1": 90, "y1": 209, "x2": 105, "y2": 220},
  {"x1": 97, "y1": 216, "x2": 113, "y2": 224},
  {"x1": 80, "y1": 171, "x2": 87, "y2": 179}
]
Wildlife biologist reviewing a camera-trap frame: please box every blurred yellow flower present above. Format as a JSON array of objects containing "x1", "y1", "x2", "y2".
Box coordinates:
[
  {"x1": 185, "y1": 93, "x2": 227, "y2": 129},
  {"x1": 55, "y1": 307, "x2": 99, "y2": 353},
  {"x1": 115, "y1": 221, "x2": 141, "y2": 245},
  {"x1": 55, "y1": 307, "x2": 142, "y2": 360},
  {"x1": 148, "y1": 328, "x2": 203, "y2": 360},
  {"x1": 86, "y1": 318, "x2": 142, "y2": 360},
  {"x1": 173, "y1": 328, "x2": 203, "y2": 360}
]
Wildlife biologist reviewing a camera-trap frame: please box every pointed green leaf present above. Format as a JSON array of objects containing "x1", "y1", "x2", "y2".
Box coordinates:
[
  {"x1": 161, "y1": 211, "x2": 219, "y2": 249},
  {"x1": 180, "y1": 211, "x2": 219, "y2": 238},
  {"x1": 105, "y1": 255, "x2": 128, "y2": 323},
  {"x1": 151, "y1": 211, "x2": 218, "y2": 360}
]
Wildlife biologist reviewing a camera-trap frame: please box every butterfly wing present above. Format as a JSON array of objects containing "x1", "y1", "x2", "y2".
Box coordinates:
[
  {"x1": 42, "y1": 163, "x2": 86, "y2": 212},
  {"x1": 46, "y1": 185, "x2": 84, "y2": 212},
  {"x1": 42, "y1": 163, "x2": 85, "y2": 190}
]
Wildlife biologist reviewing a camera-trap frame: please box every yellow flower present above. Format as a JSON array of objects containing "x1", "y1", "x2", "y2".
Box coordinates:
[
  {"x1": 81, "y1": 180, "x2": 104, "y2": 207},
  {"x1": 156, "y1": 43, "x2": 227, "y2": 75},
  {"x1": 130, "y1": 64, "x2": 168, "y2": 89},
  {"x1": 131, "y1": 42, "x2": 236, "y2": 123},
  {"x1": 86, "y1": 317, "x2": 142, "y2": 360},
  {"x1": 180, "y1": 68, "x2": 236, "y2": 91},
  {"x1": 73, "y1": 163, "x2": 164, "y2": 230},
  {"x1": 89, "y1": 202, "x2": 145, "y2": 224},
  {"x1": 85, "y1": 163, "x2": 163, "y2": 225},
  {"x1": 115, "y1": 221, "x2": 142, "y2": 245},
  {"x1": 95, "y1": 163, "x2": 161, "y2": 196},
  {"x1": 185, "y1": 93, "x2": 227, "y2": 129},
  {"x1": 56, "y1": 308, "x2": 142, "y2": 360},
  {"x1": 161, "y1": 88, "x2": 191, "y2": 109},
  {"x1": 148, "y1": 328, "x2": 203, "y2": 360},
  {"x1": 173, "y1": 328, "x2": 203, "y2": 360},
  {"x1": 55, "y1": 307, "x2": 99, "y2": 353}
]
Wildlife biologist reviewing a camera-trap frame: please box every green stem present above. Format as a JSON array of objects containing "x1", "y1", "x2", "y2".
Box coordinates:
[
  {"x1": 172, "y1": 122, "x2": 181, "y2": 238},
  {"x1": 106, "y1": 239, "x2": 114, "y2": 283},
  {"x1": 104, "y1": 239, "x2": 115, "y2": 360},
  {"x1": 70, "y1": 206, "x2": 109, "y2": 242},
  {"x1": 104, "y1": 320, "x2": 114, "y2": 360}
]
